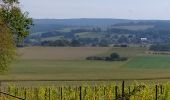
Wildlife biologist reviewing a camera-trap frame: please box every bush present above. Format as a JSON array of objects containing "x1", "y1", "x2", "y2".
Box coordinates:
[
  {"x1": 110, "y1": 53, "x2": 120, "y2": 60},
  {"x1": 86, "y1": 56, "x2": 106, "y2": 60},
  {"x1": 114, "y1": 44, "x2": 128, "y2": 47},
  {"x1": 86, "y1": 53, "x2": 128, "y2": 62}
]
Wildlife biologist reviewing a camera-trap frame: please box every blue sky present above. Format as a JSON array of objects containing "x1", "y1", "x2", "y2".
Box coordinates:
[{"x1": 20, "y1": 0, "x2": 170, "y2": 20}]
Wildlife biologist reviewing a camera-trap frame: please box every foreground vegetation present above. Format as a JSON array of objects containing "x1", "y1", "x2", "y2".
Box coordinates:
[{"x1": 1, "y1": 81, "x2": 170, "y2": 100}]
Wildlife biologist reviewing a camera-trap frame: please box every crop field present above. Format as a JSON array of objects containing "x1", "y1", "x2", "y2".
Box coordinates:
[
  {"x1": 0, "y1": 81, "x2": 170, "y2": 100},
  {"x1": 18, "y1": 47, "x2": 112, "y2": 60},
  {"x1": 126, "y1": 55, "x2": 170, "y2": 69},
  {"x1": 0, "y1": 47, "x2": 167, "y2": 81}
]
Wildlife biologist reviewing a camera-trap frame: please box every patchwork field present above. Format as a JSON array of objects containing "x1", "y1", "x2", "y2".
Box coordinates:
[{"x1": 0, "y1": 47, "x2": 169, "y2": 81}]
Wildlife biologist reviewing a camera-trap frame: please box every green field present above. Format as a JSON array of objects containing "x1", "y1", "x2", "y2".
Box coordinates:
[
  {"x1": 126, "y1": 56, "x2": 170, "y2": 69},
  {"x1": 7, "y1": 59, "x2": 170, "y2": 80}
]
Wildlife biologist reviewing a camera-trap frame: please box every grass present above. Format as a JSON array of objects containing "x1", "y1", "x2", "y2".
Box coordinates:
[
  {"x1": 125, "y1": 55, "x2": 170, "y2": 69},
  {"x1": 10, "y1": 60, "x2": 123, "y2": 74},
  {"x1": 0, "y1": 47, "x2": 169, "y2": 82},
  {"x1": 4, "y1": 59, "x2": 170, "y2": 81}
]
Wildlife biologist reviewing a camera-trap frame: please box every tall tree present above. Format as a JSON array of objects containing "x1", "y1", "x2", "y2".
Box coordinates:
[
  {"x1": 0, "y1": 24, "x2": 15, "y2": 71},
  {"x1": 0, "y1": 0, "x2": 32, "y2": 72}
]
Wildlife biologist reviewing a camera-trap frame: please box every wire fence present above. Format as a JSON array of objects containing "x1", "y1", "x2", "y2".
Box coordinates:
[{"x1": 0, "y1": 80, "x2": 165, "y2": 100}]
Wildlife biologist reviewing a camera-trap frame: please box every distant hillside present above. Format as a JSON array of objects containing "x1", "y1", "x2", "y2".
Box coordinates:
[
  {"x1": 25, "y1": 19, "x2": 170, "y2": 47},
  {"x1": 30, "y1": 19, "x2": 132, "y2": 33},
  {"x1": 112, "y1": 21, "x2": 170, "y2": 31},
  {"x1": 31, "y1": 19, "x2": 170, "y2": 33},
  {"x1": 33, "y1": 19, "x2": 132, "y2": 26}
]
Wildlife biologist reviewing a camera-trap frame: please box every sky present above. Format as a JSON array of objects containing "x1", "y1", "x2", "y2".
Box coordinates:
[{"x1": 20, "y1": 0, "x2": 170, "y2": 20}]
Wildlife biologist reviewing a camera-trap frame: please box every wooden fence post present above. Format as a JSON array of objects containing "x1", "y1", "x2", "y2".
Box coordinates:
[
  {"x1": 60, "y1": 87, "x2": 62, "y2": 100},
  {"x1": 156, "y1": 85, "x2": 158, "y2": 100},
  {"x1": 24, "y1": 88, "x2": 27, "y2": 100},
  {"x1": 95, "y1": 86, "x2": 97, "y2": 100},
  {"x1": 122, "y1": 81, "x2": 125, "y2": 99},
  {"x1": 45, "y1": 88, "x2": 47, "y2": 100},
  {"x1": 79, "y1": 86, "x2": 82, "y2": 100},
  {"x1": 115, "y1": 86, "x2": 118, "y2": 100}
]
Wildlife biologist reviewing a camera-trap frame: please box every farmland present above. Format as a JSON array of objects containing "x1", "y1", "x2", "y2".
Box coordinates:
[
  {"x1": 17, "y1": 47, "x2": 112, "y2": 60},
  {"x1": 3, "y1": 0, "x2": 170, "y2": 99},
  {"x1": 0, "y1": 47, "x2": 167, "y2": 81},
  {"x1": 1, "y1": 47, "x2": 170, "y2": 99},
  {"x1": 126, "y1": 56, "x2": 170, "y2": 69}
]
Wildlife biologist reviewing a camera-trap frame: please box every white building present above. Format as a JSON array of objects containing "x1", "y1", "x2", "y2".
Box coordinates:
[{"x1": 141, "y1": 38, "x2": 147, "y2": 41}]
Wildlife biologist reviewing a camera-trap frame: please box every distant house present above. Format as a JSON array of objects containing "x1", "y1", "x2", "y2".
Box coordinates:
[{"x1": 141, "y1": 38, "x2": 147, "y2": 41}]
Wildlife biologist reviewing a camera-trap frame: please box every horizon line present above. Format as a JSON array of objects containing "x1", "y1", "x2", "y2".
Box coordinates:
[{"x1": 33, "y1": 18, "x2": 170, "y2": 21}]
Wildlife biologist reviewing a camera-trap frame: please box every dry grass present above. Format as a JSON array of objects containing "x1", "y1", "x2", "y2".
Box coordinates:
[{"x1": 18, "y1": 47, "x2": 112, "y2": 60}]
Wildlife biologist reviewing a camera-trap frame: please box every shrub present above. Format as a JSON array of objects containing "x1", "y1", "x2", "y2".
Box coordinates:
[
  {"x1": 110, "y1": 53, "x2": 120, "y2": 60},
  {"x1": 86, "y1": 53, "x2": 128, "y2": 62}
]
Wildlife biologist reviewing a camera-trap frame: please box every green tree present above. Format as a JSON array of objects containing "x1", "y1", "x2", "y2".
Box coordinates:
[
  {"x1": 0, "y1": 25, "x2": 15, "y2": 71},
  {"x1": 0, "y1": 0, "x2": 32, "y2": 72},
  {"x1": 0, "y1": 0, "x2": 33, "y2": 42},
  {"x1": 71, "y1": 40, "x2": 81, "y2": 47},
  {"x1": 110, "y1": 53, "x2": 120, "y2": 60}
]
